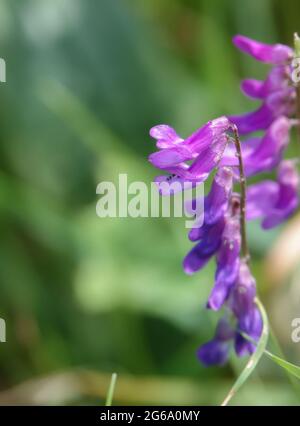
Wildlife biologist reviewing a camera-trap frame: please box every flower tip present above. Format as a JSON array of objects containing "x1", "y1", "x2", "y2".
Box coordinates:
[
  {"x1": 182, "y1": 262, "x2": 195, "y2": 276},
  {"x1": 148, "y1": 153, "x2": 156, "y2": 165},
  {"x1": 206, "y1": 300, "x2": 219, "y2": 311},
  {"x1": 232, "y1": 34, "x2": 244, "y2": 47},
  {"x1": 232, "y1": 34, "x2": 292, "y2": 63},
  {"x1": 149, "y1": 124, "x2": 163, "y2": 139},
  {"x1": 232, "y1": 34, "x2": 253, "y2": 53}
]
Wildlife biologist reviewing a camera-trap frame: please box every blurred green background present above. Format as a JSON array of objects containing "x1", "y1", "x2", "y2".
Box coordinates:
[{"x1": 0, "y1": 0, "x2": 300, "y2": 405}]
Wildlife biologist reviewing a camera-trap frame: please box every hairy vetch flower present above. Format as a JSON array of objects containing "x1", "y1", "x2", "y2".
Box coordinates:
[
  {"x1": 230, "y1": 35, "x2": 295, "y2": 135},
  {"x1": 149, "y1": 117, "x2": 230, "y2": 190},
  {"x1": 221, "y1": 116, "x2": 292, "y2": 176},
  {"x1": 247, "y1": 160, "x2": 299, "y2": 229}
]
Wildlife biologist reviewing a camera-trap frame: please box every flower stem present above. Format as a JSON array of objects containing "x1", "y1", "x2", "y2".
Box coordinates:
[
  {"x1": 231, "y1": 124, "x2": 250, "y2": 262},
  {"x1": 294, "y1": 33, "x2": 300, "y2": 147}
]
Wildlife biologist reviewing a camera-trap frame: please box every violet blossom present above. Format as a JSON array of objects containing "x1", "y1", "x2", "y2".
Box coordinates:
[
  {"x1": 247, "y1": 160, "x2": 299, "y2": 229},
  {"x1": 230, "y1": 35, "x2": 295, "y2": 135},
  {"x1": 149, "y1": 117, "x2": 230, "y2": 190}
]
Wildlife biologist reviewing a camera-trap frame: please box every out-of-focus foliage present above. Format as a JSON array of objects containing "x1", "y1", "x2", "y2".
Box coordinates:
[{"x1": 0, "y1": 0, "x2": 300, "y2": 405}]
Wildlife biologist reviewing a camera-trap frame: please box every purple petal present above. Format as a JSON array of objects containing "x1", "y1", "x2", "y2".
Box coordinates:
[
  {"x1": 183, "y1": 219, "x2": 224, "y2": 275},
  {"x1": 262, "y1": 160, "x2": 299, "y2": 228},
  {"x1": 149, "y1": 125, "x2": 183, "y2": 148},
  {"x1": 188, "y1": 221, "x2": 210, "y2": 242},
  {"x1": 207, "y1": 217, "x2": 241, "y2": 310},
  {"x1": 185, "y1": 116, "x2": 230, "y2": 153},
  {"x1": 204, "y1": 167, "x2": 233, "y2": 225},
  {"x1": 230, "y1": 89, "x2": 295, "y2": 135},
  {"x1": 197, "y1": 339, "x2": 230, "y2": 366},
  {"x1": 229, "y1": 104, "x2": 274, "y2": 135},
  {"x1": 241, "y1": 66, "x2": 290, "y2": 99},
  {"x1": 184, "y1": 135, "x2": 228, "y2": 180},
  {"x1": 247, "y1": 160, "x2": 299, "y2": 228},
  {"x1": 230, "y1": 261, "x2": 256, "y2": 319},
  {"x1": 235, "y1": 307, "x2": 263, "y2": 357},
  {"x1": 221, "y1": 137, "x2": 261, "y2": 167},
  {"x1": 233, "y1": 35, "x2": 293, "y2": 64},
  {"x1": 246, "y1": 181, "x2": 279, "y2": 220},
  {"x1": 241, "y1": 79, "x2": 265, "y2": 99},
  {"x1": 148, "y1": 145, "x2": 193, "y2": 168},
  {"x1": 266, "y1": 87, "x2": 296, "y2": 116},
  {"x1": 243, "y1": 116, "x2": 291, "y2": 176}
]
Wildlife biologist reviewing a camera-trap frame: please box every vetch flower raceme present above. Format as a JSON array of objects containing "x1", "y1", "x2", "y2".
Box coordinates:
[{"x1": 147, "y1": 33, "x2": 300, "y2": 369}]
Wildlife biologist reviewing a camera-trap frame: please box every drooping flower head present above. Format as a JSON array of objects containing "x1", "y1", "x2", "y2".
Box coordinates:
[{"x1": 147, "y1": 33, "x2": 299, "y2": 368}]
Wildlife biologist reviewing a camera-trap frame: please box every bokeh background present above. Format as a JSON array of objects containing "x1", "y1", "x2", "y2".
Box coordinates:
[{"x1": 0, "y1": 0, "x2": 300, "y2": 405}]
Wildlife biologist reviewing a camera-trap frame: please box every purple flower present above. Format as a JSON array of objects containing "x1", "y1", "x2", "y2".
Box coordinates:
[
  {"x1": 233, "y1": 35, "x2": 293, "y2": 64},
  {"x1": 197, "y1": 318, "x2": 234, "y2": 366},
  {"x1": 149, "y1": 117, "x2": 230, "y2": 186},
  {"x1": 188, "y1": 167, "x2": 233, "y2": 241},
  {"x1": 207, "y1": 216, "x2": 241, "y2": 311},
  {"x1": 241, "y1": 65, "x2": 290, "y2": 99},
  {"x1": 247, "y1": 160, "x2": 299, "y2": 229},
  {"x1": 183, "y1": 219, "x2": 225, "y2": 275},
  {"x1": 229, "y1": 261, "x2": 257, "y2": 319},
  {"x1": 221, "y1": 116, "x2": 291, "y2": 175},
  {"x1": 184, "y1": 167, "x2": 234, "y2": 274},
  {"x1": 235, "y1": 306, "x2": 263, "y2": 357},
  {"x1": 229, "y1": 88, "x2": 295, "y2": 135}
]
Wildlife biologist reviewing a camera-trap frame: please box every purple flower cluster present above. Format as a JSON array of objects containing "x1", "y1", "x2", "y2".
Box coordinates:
[{"x1": 148, "y1": 35, "x2": 300, "y2": 366}]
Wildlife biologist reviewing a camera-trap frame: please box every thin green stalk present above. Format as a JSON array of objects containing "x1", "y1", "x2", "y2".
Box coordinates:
[
  {"x1": 105, "y1": 373, "x2": 118, "y2": 406},
  {"x1": 294, "y1": 33, "x2": 300, "y2": 147},
  {"x1": 231, "y1": 124, "x2": 250, "y2": 262}
]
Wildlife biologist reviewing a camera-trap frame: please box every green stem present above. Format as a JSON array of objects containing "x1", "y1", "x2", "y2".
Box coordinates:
[
  {"x1": 294, "y1": 33, "x2": 300, "y2": 147},
  {"x1": 231, "y1": 124, "x2": 250, "y2": 262},
  {"x1": 105, "y1": 373, "x2": 118, "y2": 406}
]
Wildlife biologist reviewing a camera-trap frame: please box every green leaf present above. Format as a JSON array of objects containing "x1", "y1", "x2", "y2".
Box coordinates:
[
  {"x1": 221, "y1": 298, "x2": 269, "y2": 406},
  {"x1": 265, "y1": 351, "x2": 300, "y2": 380}
]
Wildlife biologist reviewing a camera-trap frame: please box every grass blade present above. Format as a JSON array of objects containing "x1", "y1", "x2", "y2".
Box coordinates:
[
  {"x1": 264, "y1": 351, "x2": 300, "y2": 380},
  {"x1": 221, "y1": 298, "x2": 269, "y2": 406},
  {"x1": 105, "y1": 373, "x2": 118, "y2": 406}
]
